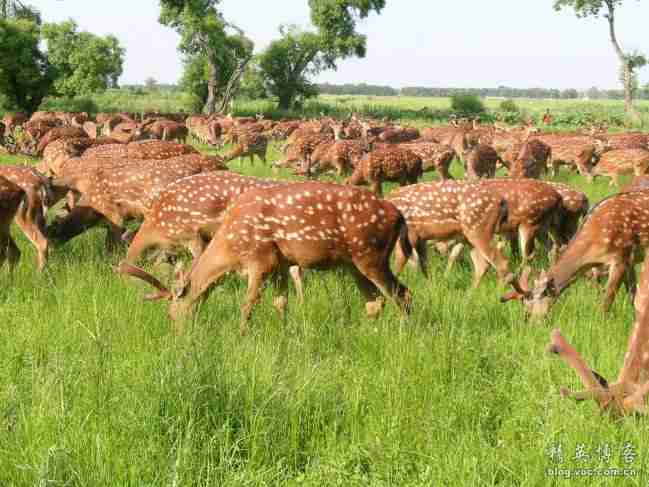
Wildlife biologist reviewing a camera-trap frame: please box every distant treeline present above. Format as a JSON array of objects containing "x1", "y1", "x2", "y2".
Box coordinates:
[{"x1": 317, "y1": 83, "x2": 649, "y2": 100}]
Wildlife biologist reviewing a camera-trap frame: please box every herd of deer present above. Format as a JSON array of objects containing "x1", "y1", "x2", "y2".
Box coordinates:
[{"x1": 3, "y1": 109, "x2": 649, "y2": 416}]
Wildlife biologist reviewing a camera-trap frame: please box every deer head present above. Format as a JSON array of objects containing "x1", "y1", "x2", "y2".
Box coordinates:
[{"x1": 501, "y1": 268, "x2": 558, "y2": 319}]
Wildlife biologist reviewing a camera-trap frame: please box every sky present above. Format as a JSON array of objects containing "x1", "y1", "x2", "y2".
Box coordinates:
[{"x1": 27, "y1": 0, "x2": 649, "y2": 90}]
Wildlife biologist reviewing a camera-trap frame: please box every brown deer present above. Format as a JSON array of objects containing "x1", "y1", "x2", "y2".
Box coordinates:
[
  {"x1": 0, "y1": 166, "x2": 52, "y2": 270},
  {"x1": 508, "y1": 139, "x2": 552, "y2": 179},
  {"x1": 35, "y1": 127, "x2": 87, "y2": 156},
  {"x1": 0, "y1": 177, "x2": 25, "y2": 269},
  {"x1": 223, "y1": 131, "x2": 269, "y2": 165},
  {"x1": 121, "y1": 172, "x2": 284, "y2": 267},
  {"x1": 398, "y1": 142, "x2": 456, "y2": 180},
  {"x1": 546, "y1": 253, "x2": 649, "y2": 417},
  {"x1": 544, "y1": 182, "x2": 589, "y2": 260},
  {"x1": 501, "y1": 189, "x2": 649, "y2": 318},
  {"x1": 388, "y1": 181, "x2": 511, "y2": 287},
  {"x1": 138, "y1": 120, "x2": 189, "y2": 144},
  {"x1": 464, "y1": 144, "x2": 499, "y2": 180},
  {"x1": 49, "y1": 155, "x2": 227, "y2": 249},
  {"x1": 346, "y1": 147, "x2": 423, "y2": 196},
  {"x1": 592, "y1": 148, "x2": 649, "y2": 186},
  {"x1": 119, "y1": 182, "x2": 412, "y2": 334}
]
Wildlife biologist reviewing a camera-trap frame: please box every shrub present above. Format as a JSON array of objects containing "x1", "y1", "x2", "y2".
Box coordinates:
[
  {"x1": 450, "y1": 94, "x2": 485, "y2": 115},
  {"x1": 499, "y1": 99, "x2": 519, "y2": 113}
]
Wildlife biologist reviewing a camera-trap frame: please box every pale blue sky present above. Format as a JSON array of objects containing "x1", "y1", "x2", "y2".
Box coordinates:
[{"x1": 30, "y1": 0, "x2": 649, "y2": 89}]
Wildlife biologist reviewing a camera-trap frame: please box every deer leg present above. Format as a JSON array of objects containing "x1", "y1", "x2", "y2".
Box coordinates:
[
  {"x1": 393, "y1": 232, "x2": 417, "y2": 275},
  {"x1": 240, "y1": 263, "x2": 275, "y2": 335},
  {"x1": 445, "y1": 242, "x2": 465, "y2": 275},
  {"x1": 602, "y1": 259, "x2": 628, "y2": 312},
  {"x1": 518, "y1": 224, "x2": 539, "y2": 264},
  {"x1": 354, "y1": 258, "x2": 410, "y2": 317},
  {"x1": 468, "y1": 248, "x2": 491, "y2": 288},
  {"x1": 289, "y1": 265, "x2": 304, "y2": 303},
  {"x1": 624, "y1": 263, "x2": 637, "y2": 300},
  {"x1": 272, "y1": 264, "x2": 290, "y2": 319},
  {"x1": 14, "y1": 200, "x2": 48, "y2": 271},
  {"x1": 413, "y1": 239, "x2": 429, "y2": 277},
  {"x1": 348, "y1": 265, "x2": 383, "y2": 318},
  {"x1": 370, "y1": 179, "x2": 383, "y2": 197}
]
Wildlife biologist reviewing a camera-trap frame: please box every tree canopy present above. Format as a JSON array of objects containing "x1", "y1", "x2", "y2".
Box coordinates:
[
  {"x1": 159, "y1": 0, "x2": 253, "y2": 113},
  {"x1": 257, "y1": 0, "x2": 386, "y2": 109},
  {"x1": 554, "y1": 0, "x2": 646, "y2": 116},
  {"x1": 41, "y1": 20, "x2": 125, "y2": 98},
  {"x1": 0, "y1": 18, "x2": 52, "y2": 112}
]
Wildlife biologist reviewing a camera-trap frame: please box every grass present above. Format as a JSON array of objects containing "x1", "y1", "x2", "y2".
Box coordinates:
[{"x1": 0, "y1": 107, "x2": 649, "y2": 485}]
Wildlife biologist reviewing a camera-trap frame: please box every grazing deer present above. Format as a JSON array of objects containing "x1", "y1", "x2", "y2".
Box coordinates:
[
  {"x1": 464, "y1": 144, "x2": 499, "y2": 180},
  {"x1": 388, "y1": 181, "x2": 511, "y2": 287},
  {"x1": 544, "y1": 182, "x2": 589, "y2": 260},
  {"x1": 546, "y1": 253, "x2": 649, "y2": 417},
  {"x1": 476, "y1": 179, "x2": 563, "y2": 263},
  {"x1": 346, "y1": 147, "x2": 423, "y2": 196},
  {"x1": 138, "y1": 120, "x2": 189, "y2": 144},
  {"x1": 223, "y1": 132, "x2": 269, "y2": 165},
  {"x1": 501, "y1": 189, "x2": 649, "y2": 318},
  {"x1": 0, "y1": 177, "x2": 26, "y2": 269},
  {"x1": 35, "y1": 127, "x2": 87, "y2": 156},
  {"x1": 592, "y1": 148, "x2": 649, "y2": 186},
  {"x1": 399, "y1": 142, "x2": 456, "y2": 180},
  {"x1": 119, "y1": 182, "x2": 412, "y2": 334},
  {"x1": 378, "y1": 126, "x2": 420, "y2": 144},
  {"x1": 509, "y1": 139, "x2": 552, "y2": 179},
  {"x1": 122, "y1": 172, "x2": 284, "y2": 267},
  {"x1": 49, "y1": 155, "x2": 227, "y2": 249},
  {"x1": 0, "y1": 166, "x2": 52, "y2": 270},
  {"x1": 306, "y1": 138, "x2": 365, "y2": 177},
  {"x1": 82, "y1": 140, "x2": 197, "y2": 161}
]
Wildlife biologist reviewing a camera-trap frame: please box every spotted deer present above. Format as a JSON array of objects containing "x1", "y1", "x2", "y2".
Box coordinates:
[
  {"x1": 508, "y1": 139, "x2": 552, "y2": 179},
  {"x1": 138, "y1": 120, "x2": 189, "y2": 144},
  {"x1": 120, "y1": 182, "x2": 412, "y2": 334},
  {"x1": 388, "y1": 181, "x2": 511, "y2": 287},
  {"x1": 398, "y1": 142, "x2": 456, "y2": 180},
  {"x1": 278, "y1": 133, "x2": 333, "y2": 171},
  {"x1": 478, "y1": 179, "x2": 562, "y2": 263},
  {"x1": 121, "y1": 172, "x2": 284, "y2": 267},
  {"x1": 346, "y1": 147, "x2": 423, "y2": 196},
  {"x1": 501, "y1": 190, "x2": 649, "y2": 318},
  {"x1": 35, "y1": 127, "x2": 87, "y2": 156},
  {"x1": 546, "y1": 253, "x2": 649, "y2": 417},
  {"x1": 49, "y1": 155, "x2": 227, "y2": 249},
  {"x1": 223, "y1": 131, "x2": 269, "y2": 165},
  {"x1": 464, "y1": 144, "x2": 499, "y2": 180},
  {"x1": 0, "y1": 166, "x2": 52, "y2": 270},
  {"x1": 82, "y1": 140, "x2": 197, "y2": 161},
  {"x1": 592, "y1": 148, "x2": 649, "y2": 186},
  {"x1": 0, "y1": 177, "x2": 25, "y2": 269}
]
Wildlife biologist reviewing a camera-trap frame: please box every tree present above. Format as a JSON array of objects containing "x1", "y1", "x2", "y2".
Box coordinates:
[
  {"x1": 239, "y1": 57, "x2": 268, "y2": 100},
  {"x1": 258, "y1": 0, "x2": 386, "y2": 109},
  {"x1": 561, "y1": 88, "x2": 580, "y2": 99},
  {"x1": 0, "y1": 18, "x2": 53, "y2": 112},
  {"x1": 586, "y1": 86, "x2": 601, "y2": 99},
  {"x1": 0, "y1": 0, "x2": 40, "y2": 23},
  {"x1": 145, "y1": 77, "x2": 158, "y2": 91},
  {"x1": 554, "y1": 0, "x2": 647, "y2": 118},
  {"x1": 41, "y1": 20, "x2": 125, "y2": 97},
  {"x1": 258, "y1": 26, "x2": 322, "y2": 110},
  {"x1": 159, "y1": 0, "x2": 253, "y2": 114}
]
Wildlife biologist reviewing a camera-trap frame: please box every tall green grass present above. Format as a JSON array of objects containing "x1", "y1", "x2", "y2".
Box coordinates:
[
  {"x1": 0, "y1": 138, "x2": 648, "y2": 485},
  {"x1": 12, "y1": 90, "x2": 649, "y2": 130}
]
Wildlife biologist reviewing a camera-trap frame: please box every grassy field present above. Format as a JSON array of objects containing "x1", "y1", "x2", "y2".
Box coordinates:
[
  {"x1": 23, "y1": 89, "x2": 649, "y2": 129},
  {"x1": 1, "y1": 108, "x2": 649, "y2": 485}
]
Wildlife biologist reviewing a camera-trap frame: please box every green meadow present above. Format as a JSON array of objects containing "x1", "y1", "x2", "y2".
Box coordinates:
[{"x1": 0, "y1": 94, "x2": 647, "y2": 485}]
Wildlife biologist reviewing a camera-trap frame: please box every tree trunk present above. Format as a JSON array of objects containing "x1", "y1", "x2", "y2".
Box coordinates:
[
  {"x1": 278, "y1": 92, "x2": 293, "y2": 111},
  {"x1": 216, "y1": 57, "x2": 251, "y2": 114},
  {"x1": 203, "y1": 57, "x2": 218, "y2": 115},
  {"x1": 606, "y1": 3, "x2": 639, "y2": 120}
]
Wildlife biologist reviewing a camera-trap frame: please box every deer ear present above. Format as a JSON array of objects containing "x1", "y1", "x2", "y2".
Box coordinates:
[{"x1": 500, "y1": 290, "x2": 524, "y2": 303}]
